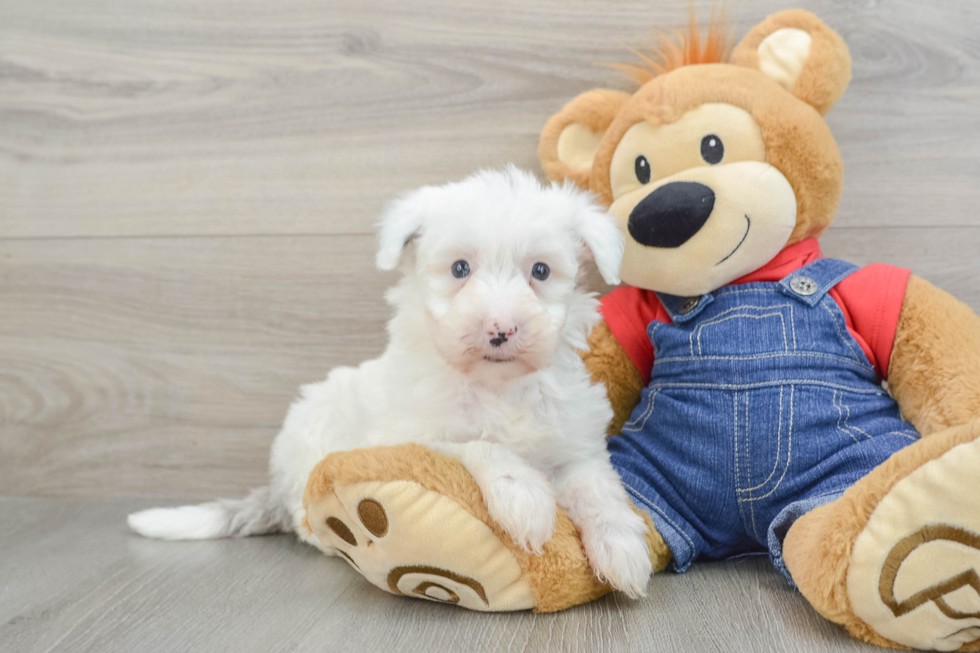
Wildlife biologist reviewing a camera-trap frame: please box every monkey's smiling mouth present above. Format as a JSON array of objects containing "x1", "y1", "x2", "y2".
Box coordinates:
[
  {"x1": 716, "y1": 215, "x2": 751, "y2": 265},
  {"x1": 483, "y1": 356, "x2": 516, "y2": 363}
]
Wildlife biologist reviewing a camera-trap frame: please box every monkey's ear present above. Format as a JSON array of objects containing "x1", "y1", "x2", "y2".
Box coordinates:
[
  {"x1": 538, "y1": 89, "x2": 631, "y2": 190},
  {"x1": 732, "y1": 9, "x2": 851, "y2": 115}
]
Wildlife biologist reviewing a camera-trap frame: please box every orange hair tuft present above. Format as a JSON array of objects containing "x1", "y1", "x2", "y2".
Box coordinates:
[{"x1": 608, "y1": 5, "x2": 733, "y2": 85}]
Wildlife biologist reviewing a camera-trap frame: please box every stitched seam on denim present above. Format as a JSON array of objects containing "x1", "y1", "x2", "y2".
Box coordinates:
[
  {"x1": 739, "y1": 386, "x2": 784, "y2": 493},
  {"x1": 623, "y1": 482, "x2": 697, "y2": 551},
  {"x1": 842, "y1": 396, "x2": 875, "y2": 440},
  {"x1": 833, "y1": 390, "x2": 861, "y2": 444},
  {"x1": 742, "y1": 385, "x2": 794, "y2": 503},
  {"x1": 714, "y1": 286, "x2": 781, "y2": 298},
  {"x1": 693, "y1": 308, "x2": 792, "y2": 356},
  {"x1": 622, "y1": 394, "x2": 652, "y2": 431},
  {"x1": 820, "y1": 267, "x2": 860, "y2": 295},
  {"x1": 831, "y1": 390, "x2": 860, "y2": 442},
  {"x1": 646, "y1": 380, "x2": 887, "y2": 394},
  {"x1": 653, "y1": 351, "x2": 876, "y2": 373},
  {"x1": 622, "y1": 389, "x2": 658, "y2": 433},
  {"x1": 649, "y1": 321, "x2": 664, "y2": 343},
  {"x1": 733, "y1": 392, "x2": 751, "y2": 534},
  {"x1": 779, "y1": 261, "x2": 858, "y2": 305},
  {"x1": 791, "y1": 304, "x2": 798, "y2": 349},
  {"x1": 782, "y1": 280, "x2": 839, "y2": 307},
  {"x1": 698, "y1": 312, "x2": 789, "y2": 356},
  {"x1": 647, "y1": 322, "x2": 661, "y2": 379},
  {"x1": 885, "y1": 430, "x2": 920, "y2": 442},
  {"x1": 694, "y1": 302, "x2": 796, "y2": 319},
  {"x1": 746, "y1": 393, "x2": 759, "y2": 540},
  {"x1": 684, "y1": 301, "x2": 794, "y2": 357},
  {"x1": 820, "y1": 297, "x2": 864, "y2": 364},
  {"x1": 818, "y1": 298, "x2": 869, "y2": 367},
  {"x1": 834, "y1": 386, "x2": 908, "y2": 444}
]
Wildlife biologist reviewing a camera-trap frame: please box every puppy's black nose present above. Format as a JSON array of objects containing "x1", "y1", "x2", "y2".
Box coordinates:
[
  {"x1": 627, "y1": 181, "x2": 715, "y2": 248},
  {"x1": 489, "y1": 332, "x2": 508, "y2": 348}
]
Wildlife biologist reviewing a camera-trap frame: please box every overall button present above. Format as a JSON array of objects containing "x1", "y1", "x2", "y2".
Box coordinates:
[
  {"x1": 790, "y1": 276, "x2": 818, "y2": 296},
  {"x1": 679, "y1": 297, "x2": 700, "y2": 314}
]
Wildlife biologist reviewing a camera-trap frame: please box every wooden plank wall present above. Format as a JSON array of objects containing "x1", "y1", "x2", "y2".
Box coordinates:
[{"x1": 2, "y1": 0, "x2": 979, "y2": 499}]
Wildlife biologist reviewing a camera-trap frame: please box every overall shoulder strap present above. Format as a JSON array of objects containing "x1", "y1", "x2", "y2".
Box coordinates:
[
  {"x1": 777, "y1": 257, "x2": 859, "y2": 307},
  {"x1": 654, "y1": 292, "x2": 715, "y2": 323}
]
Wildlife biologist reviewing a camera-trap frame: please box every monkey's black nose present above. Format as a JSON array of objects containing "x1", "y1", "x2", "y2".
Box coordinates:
[{"x1": 627, "y1": 181, "x2": 715, "y2": 248}]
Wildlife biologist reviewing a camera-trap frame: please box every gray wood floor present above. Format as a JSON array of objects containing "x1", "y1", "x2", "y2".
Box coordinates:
[
  {"x1": 2, "y1": 0, "x2": 979, "y2": 650},
  {"x1": 0, "y1": 498, "x2": 881, "y2": 653}
]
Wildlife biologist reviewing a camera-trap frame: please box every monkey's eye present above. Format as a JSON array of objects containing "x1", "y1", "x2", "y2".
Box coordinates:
[
  {"x1": 451, "y1": 260, "x2": 470, "y2": 278},
  {"x1": 700, "y1": 134, "x2": 724, "y2": 165},
  {"x1": 634, "y1": 155, "x2": 651, "y2": 184},
  {"x1": 531, "y1": 262, "x2": 550, "y2": 281}
]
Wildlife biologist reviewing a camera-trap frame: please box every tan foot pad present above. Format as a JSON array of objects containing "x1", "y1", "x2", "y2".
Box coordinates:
[
  {"x1": 306, "y1": 480, "x2": 535, "y2": 611},
  {"x1": 848, "y1": 437, "x2": 980, "y2": 651}
]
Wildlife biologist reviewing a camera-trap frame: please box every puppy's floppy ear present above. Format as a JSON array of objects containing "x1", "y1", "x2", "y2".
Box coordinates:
[
  {"x1": 539, "y1": 89, "x2": 631, "y2": 191},
  {"x1": 573, "y1": 196, "x2": 624, "y2": 286},
  {"x1": 375, "y1": 188, "x2": 431, "y2": 271},
  {"x1": 732, "y1": 10, "x2": 851, "y2": 115}
]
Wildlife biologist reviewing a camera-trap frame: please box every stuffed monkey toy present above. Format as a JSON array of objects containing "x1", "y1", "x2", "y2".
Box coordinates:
[{"x1": 304, "y1": 10, "x2": 980, "y2": 650}]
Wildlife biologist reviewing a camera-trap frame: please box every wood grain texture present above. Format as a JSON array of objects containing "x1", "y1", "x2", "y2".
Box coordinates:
[
  {"x1": 0, "y1": 0, "x2": 979, "y2": 514},
  {"x1": 2, "y1": 0, "x2": 979, "y2": 238},
  {"x1": 0, "y1": 498, "x2": 882, "y2": 653},
  {"x1": 0, "y1": 235, "x2": 394, "y2": 498},
  {"x1": 3, "y1": 3, "x2": 979, "y2": 649},
  {"x1": 2, "y1": 227, "x2": 978, "y2": 499}
]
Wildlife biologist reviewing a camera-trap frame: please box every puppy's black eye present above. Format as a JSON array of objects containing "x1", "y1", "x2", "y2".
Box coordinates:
[
  {"x1": 451, "y1": 260, "x2": 470, "y2": 278},
  {"x1": 700, "y1": 134, "x2": 724, "y2": 165},
  {"x1": 531, "y1": 262, "x2": 550, "y2": 281},
  {"x1": 634, "y1": 155, "x2": 651, "y2": 184}
]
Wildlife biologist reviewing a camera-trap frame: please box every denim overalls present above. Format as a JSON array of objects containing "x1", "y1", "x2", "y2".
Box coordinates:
[{"x1": 608, "y1": 258, "x2": 920, "y2": 578}]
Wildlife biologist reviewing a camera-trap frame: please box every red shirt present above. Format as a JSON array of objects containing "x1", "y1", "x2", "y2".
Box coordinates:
[{"x1": 600, "y1": 239, "x2": 911, "y2": 385}]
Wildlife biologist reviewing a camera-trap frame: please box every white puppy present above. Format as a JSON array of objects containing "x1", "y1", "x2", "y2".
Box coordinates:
[{"x1": 129, "y1": 167, "x2": 653, "y2": 597}]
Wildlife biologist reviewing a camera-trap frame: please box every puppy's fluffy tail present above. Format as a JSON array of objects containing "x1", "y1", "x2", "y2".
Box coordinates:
[{"x1": 127, "y1": 486, "x2": 288, "y2": 540}]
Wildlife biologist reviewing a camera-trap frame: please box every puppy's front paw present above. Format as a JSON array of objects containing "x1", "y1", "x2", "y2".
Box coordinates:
[
  {"x1": 582, "y1": 514, "x2": 653, "y2": 598},
  {"x1": 482, "y1": 472, "x2": 556, "y2": 555}
]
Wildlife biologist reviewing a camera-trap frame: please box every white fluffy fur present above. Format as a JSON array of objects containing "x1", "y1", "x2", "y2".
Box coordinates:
[{"x1": 128, "y1": 167, "x2": 652, "y2": 597}]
